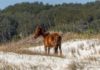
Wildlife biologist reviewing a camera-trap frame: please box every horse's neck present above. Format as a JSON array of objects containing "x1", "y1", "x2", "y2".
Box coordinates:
[{"x1": 42, "y1": 32, "x2": 50, "y2": 38}]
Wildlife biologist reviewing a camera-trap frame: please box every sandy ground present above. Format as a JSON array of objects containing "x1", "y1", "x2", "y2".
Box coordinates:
[{"x1": 0, "y1": 39, "x2": 100, "y2": 70}]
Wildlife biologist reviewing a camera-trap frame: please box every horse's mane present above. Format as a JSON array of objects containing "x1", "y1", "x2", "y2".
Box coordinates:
[{"x1": 44, "y1": 32, "x2": 50, "y2": 36}]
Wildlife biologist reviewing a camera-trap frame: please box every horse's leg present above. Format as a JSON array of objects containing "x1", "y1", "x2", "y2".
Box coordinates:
[
  {"x1": 45, "y1": 47, "x2": 47, "y2": 54},
  {"x1": 48, "y1": 47, "x2": 50, "y2": 54},
  {"x1": 54, "y1": 46, "x2": 58, "y2": 55},
  {"x1": 58, "y1": 44, "x2": 62, "y2": 55}
]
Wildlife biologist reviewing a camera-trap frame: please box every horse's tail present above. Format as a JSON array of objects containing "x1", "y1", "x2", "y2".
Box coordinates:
[{"x1": 58, "y1": 31, "x2": 64, "y2": 37}]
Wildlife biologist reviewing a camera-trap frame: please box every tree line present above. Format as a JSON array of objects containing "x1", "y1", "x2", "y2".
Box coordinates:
[{"x1": 0, "y1": 1, "x2": 100, "y2": 42}]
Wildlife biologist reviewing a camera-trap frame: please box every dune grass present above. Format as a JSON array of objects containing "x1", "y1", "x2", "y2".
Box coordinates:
[
  {"x1": 0, "y1": 33, "x2": 100, "y2": 70},
  {"x1": 0, "y1": 33, "x2": 100, "y2": 55}
]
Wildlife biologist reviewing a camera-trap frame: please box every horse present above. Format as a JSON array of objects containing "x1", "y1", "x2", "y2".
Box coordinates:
[{"x1": 34, "y1": 25, "x2": 62, "y2": 55}]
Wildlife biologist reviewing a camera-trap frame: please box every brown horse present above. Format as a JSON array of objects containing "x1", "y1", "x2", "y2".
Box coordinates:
[{"x1": 34, "y1": 25, "x2": 62, "y2": 55}]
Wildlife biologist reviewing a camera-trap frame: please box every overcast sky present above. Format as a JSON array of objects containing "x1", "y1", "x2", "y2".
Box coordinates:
[{"x1": 0, "y1": 0, "x2": 95, "y2": 9}]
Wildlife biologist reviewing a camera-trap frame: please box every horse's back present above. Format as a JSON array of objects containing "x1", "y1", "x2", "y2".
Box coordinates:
[{"x1": 44, "y1": 32, "x2": 61, "y2": 47}]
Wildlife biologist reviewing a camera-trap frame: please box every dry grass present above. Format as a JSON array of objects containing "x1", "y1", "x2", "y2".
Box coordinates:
[
  {"x1": 0, "y1": 33, "x2": 100, "y2": 55},
  {"x1": 0, "y1": 33, "x2": 100, "y2": 70},
  {"x1": 82, "y1": 55, "x2": 99, "y2": 61},
  {"x1": 0, "y1": 34, "x2": 42, "y2": 53},
  {"x1": 0, "y1": 36, "x2": 64, "y2": 58},
  {"x1": 0, "y1": 60, "x2": 20, "y2": 70},
  {"x1": 67, "y1": 62, "x2": 78, "y2": 70},
  {"x1": 62, "y1": 33, "x2": 100, "y2": 41},
  {"x1": 0, "y1": 59, "x2": 52, "y2": 70}
]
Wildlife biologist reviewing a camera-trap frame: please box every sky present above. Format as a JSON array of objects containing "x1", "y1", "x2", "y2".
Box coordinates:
[{"x1": 0, "y1": 0, "x2": 95, "y2": 9}]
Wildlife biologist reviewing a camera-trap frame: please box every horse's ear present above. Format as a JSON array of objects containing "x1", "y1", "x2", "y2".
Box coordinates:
[
  {"x1": 36, "y1": 24, "x2": 41, "y2": 29},
  {"x1": 41, "y1": 24, "x2": 46, "y2": 32}
]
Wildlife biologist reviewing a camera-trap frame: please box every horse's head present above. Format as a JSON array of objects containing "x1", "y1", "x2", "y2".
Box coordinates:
[{"x1": 34, "y1": 25, "x2": 45, "y2": 39}]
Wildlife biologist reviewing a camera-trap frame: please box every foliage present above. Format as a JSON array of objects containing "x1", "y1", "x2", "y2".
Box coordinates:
[{"x1": 0, "y1": 1, "x2": 100, "y2": 42}]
